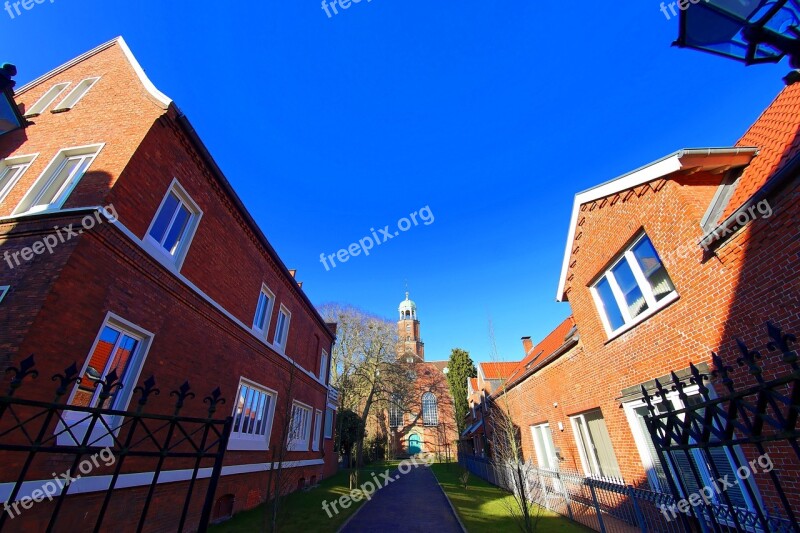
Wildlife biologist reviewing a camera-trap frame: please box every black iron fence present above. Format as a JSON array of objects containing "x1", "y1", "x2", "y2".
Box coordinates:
[
  {"x1": 644, "y1": 322, "x2": 799, "y2": 533},
  {"x1": 0, "y1": 355, "x2": 232, "y2": 532}
]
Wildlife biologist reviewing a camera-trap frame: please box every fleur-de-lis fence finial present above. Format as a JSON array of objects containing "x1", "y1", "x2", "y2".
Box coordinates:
[
  {"x1": 5, "y1": 355, "x2": 39, "y2": 396},
  {"x1": 766, "y1": 321, "x2": 797, "y2": 366},
  {"x1": 204, "y1": 387, "x2": 226, "y2": 417},
  {"x1": 51, "y1": 362, "x2": 81, "y2": 401}
]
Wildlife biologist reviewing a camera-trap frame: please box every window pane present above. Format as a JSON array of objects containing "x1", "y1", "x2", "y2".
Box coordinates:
[
  {"x1": 595, "y1": 278, "x2": 625, "y2": 331},
  {"x1": 99, "y1": 333, "x2": 139, "y2": 409},
  {"x1": 34, "y1": 157, "x2": 81, "y2": 209},
  {"x1": 149, "y1": 193, "x2": 180, "y2": 243},
  {"x1": 611, "y1": 259, "x2": 649, "y2": 319},
  {"x1": 0, "y1": 165, "x2": 23, "y2": 197},
  {"x1": 72, "y1": 326, "x2": 120, "y2": 407},
  {"x1": 632, "y1": 237, "x2": 675, "y2": 302},
  {"x1": 324, "y1": 408, "x2": 334, "y2": 438},
  {"x1": 584, "y1": 410, "x2": 622, "y2": 479},
  {"x1": 163, "y1": 204, "x2": 191, "y2": 255}
]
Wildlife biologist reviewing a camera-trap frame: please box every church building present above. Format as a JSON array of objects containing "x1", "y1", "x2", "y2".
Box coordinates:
[{"x1": 388, "y1": 293, "x2": 458, "y2": 459}]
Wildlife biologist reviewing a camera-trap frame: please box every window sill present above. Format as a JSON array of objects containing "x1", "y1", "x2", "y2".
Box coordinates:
[
  {"x1": 228, "y1": 438, "x2": 270, "y2": 452},
  {"x1": 604, "y1": 292, "x2": 680, "y2": 343}
]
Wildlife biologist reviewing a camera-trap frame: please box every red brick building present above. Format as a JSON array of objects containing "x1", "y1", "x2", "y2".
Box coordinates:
[
  {"x1": 389, "y1": 293, "x2": 458, "y2": 459},
  {"x1": 473, "y1": 82, "x2": 800, "y2": 525},
  {"x1": 0, "y1": 37, "x2": 339, "y2": 530}
]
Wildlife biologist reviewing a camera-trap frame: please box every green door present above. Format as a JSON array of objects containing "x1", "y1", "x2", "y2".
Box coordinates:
[{"x1": 408, "y1": 434, "x2": 421, "y2": 454}]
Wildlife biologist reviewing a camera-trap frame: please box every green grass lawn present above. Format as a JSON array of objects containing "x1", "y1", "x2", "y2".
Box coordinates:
[
  {"x1": 430, "y1": 463, "x2": 591, "y2": 533},
  {"x1": 209, "y1": 462, "x2": 397, "y2": 533}
]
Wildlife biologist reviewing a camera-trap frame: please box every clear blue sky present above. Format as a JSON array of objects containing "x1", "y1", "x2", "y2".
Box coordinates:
[{"x1": 1, "y1": 1, "x2": 789, "y2": 363}]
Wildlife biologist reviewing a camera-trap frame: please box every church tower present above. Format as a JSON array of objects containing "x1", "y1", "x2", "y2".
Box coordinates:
[{"x1": 398, "y1": 292, "x2": 424, "y2": 362}]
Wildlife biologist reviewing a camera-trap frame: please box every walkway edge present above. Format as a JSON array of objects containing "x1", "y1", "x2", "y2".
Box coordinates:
[{"x1": 429, "y1": 465, "x2": 468, "y2": 533}]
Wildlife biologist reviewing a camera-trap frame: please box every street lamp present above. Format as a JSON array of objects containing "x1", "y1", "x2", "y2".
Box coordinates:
[
  {"x1": 0, "y1": 63, "x2": 24, "y2": 136},
  {"x1": 675, "y1": 0, "x2": 800, "y2": 67}
]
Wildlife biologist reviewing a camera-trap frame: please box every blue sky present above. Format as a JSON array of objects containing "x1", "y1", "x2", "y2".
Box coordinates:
[{"x1": 1, "y1": 0, "x2": 789, "y2": 364}]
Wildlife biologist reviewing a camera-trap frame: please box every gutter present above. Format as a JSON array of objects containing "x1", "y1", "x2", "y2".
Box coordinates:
[{"x1": 174, "y1": 112, "x2": 336, "y2": 340}]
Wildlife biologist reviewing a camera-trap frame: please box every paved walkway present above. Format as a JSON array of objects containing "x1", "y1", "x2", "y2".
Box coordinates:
[{"x1": 340, "y1": 465, "x2": 463, "y2": 533}]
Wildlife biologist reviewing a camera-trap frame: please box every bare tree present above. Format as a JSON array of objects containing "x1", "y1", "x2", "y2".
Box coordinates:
[
  {"x1": 486, "y1": 319, "x2": 542, "y2": 533},
  {"x1": 264, "y1": 362, "x2": 298, "y2": 533}
]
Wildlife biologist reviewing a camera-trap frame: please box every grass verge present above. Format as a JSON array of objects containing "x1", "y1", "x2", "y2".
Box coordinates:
[
  {"x1": 209, "y1": 462, "x2": 397, "y2": 533},
  {"x1": 430, "y1": 463, "x2": 591, "y2": 533}
]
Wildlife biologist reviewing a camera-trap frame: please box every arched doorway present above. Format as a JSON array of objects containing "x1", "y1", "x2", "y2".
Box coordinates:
[{"x1": 408, "y1": 433, "x2": 421, "y2": 455}]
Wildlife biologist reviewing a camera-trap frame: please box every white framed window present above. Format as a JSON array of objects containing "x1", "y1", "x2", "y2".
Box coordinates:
[
  {"x1": 591, "y1": 234, "x2": 677, "y2": 337},
  {"x1": 59, "y1": 313, "x2": 154, "y2": 446},
  {"x1": 0, "y1": 154, "x2": 36, "y2": 204},
  {"x1": 273, "y1": 305, "x2": 291, "y2": 351},
  {"x1": 13, "y1": 145, "x2": 103, "y2": 215},
  {"x1": 319, "y1": 349, "x2": 328, "y2": 383},
  {"x1": 389, "y1": 394, "x2": 403, "y2": 428},
  {"x1": 0, "y1": 286, "x2": 9, "y2": 303},
  {"x1": 288, "y1": 401, "x2": 312, "y2": 451},
  {"x1": 24, "y1": 82, "x2": 70, "y2": 117},
  {"x1": 252, "y1": 285, "x2": 275, "y2": 335},
  {"x1": 422, "y1": 392, "x2": 438, "y2": 426},
  {"x1": 570, "y1": 409, "x2": 622, "y2": 479},
  {"x1": 324, "y1": 407, "x2": 334, "y2": 439},
  {"x1": 229, "y1": 378, "x2": 277, "y2": 451},
  {"x1": 312, "y1": 409, "x2": 323, "y2": 452},
  {"x1": 52, "y1": 77, "x2": 100, "y2": 112},
  {"x1": 145, "y1": 180, "x2": 202, "y2": 269},
  {"x1": 530, "y1": 423, "x2": 558, "y2": 470},
  {"x1": 623, "y1": 387, "x2": 761, "y2": 518}
]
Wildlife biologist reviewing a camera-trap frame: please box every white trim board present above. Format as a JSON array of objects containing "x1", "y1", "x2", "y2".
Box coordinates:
[
  {"x1": 0, "y1": 459, "x2": 324, "y2": 503},
  {"x1": 555, "y1": 148, "x2": 758, "y2": 302}
]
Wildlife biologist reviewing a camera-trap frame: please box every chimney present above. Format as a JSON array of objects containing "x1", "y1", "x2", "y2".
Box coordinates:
[{"x1": 521, "y1": 336, "x2": 533, "y2": 356}]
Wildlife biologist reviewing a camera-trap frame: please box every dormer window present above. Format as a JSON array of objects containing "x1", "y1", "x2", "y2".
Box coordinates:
[{"x1": 591, "y1": 234, "x2": 677, "y2": 337}]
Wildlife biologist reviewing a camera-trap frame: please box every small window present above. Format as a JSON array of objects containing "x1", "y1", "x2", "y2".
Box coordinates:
[
  {"x1": 312, "y1": 409, "x2": 323, "y2": 451},
  {"x1": 24, "y1": 82, "x2": 70, "y2": 117},
  {"x1": 570, "y1": 409, "x2": 622, "y2": 479},
  {"x1": 229, "y1": 379, "x2": 277, "y2": 451},
  {"x1": 591, "y1": 234, "x2": 676, "y2": 336},
  {"x1": 288, "y1": 402, "x2": 312, "y2": 451},
  {"x1": 319, "y1": 349, "x2": 328, "y2": 383},
  {"x1": 14, "y1": 145, "x2": 102, "y2": 215},
  {"x1": 389, "y1": 395, "x2": 403, "y2": 428},
  {"x1": 422, "y1": 392, "x2": 438, "y2": 426},
  {"x1": 146, "y1": 181, "x2": 202, "y2": 268},
  {"x1": 253, "y1": 285, "x2": 275, "y2": 334},
  {"x1": 52, "y1": 78, "x2": 100, "y2": 112},
  {"x1": 530, "y1": 423, "x2": 558, "y2": 470},
  {"x1": 324, "y1": 407, "x2": 334, "y2": 439},
  {"x1": 273, "y1": 306, "x2": 291, "y2": 351},
  {"x1": 0, "y1": 155, "x2": 35, "y2": 204},
  {"x1": 0, "y1": 286, "x2": 9, "y2": 303}
]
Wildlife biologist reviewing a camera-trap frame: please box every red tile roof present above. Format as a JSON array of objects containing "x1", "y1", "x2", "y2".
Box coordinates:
[
  {"x1": 469, "y1": 378, "x2": 478, "y2": 392},
  {"x1": 726, "y1": 82, "x2": 800, "y2": 218},
  {"x1": 480, "y1": 362, "x2": 519, "y2": 380},
  {"x1": 507, "y1": 317, "x2": 576, "y2": 385}
]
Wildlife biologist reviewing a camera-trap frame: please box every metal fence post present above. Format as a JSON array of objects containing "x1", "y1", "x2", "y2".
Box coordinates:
[
  {"x1": 588, "y1": 480, "x2": 607, "y2": 533},
  {"x1": 627, "y1": 485, "x2": 647, "y2": 533},
  {"x1": 559, "y1": 471, "x2": 574, "y2": 521}
]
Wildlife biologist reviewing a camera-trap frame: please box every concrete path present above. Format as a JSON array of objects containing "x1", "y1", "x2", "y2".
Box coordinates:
[{"x1": 340, "y1": 465, "x2": 463, "y2": 533}]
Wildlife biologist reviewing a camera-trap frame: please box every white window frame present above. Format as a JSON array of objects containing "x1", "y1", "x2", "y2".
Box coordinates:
[
  {"x1": 57, "y1": 312, "x2": 154, "y2": 447},
  {"x1": 52, "y1": 77, "x2": 100, "y2": 112},
  {"x1": 13, "y1": 144, "x2": 104, "y2": 216},
  {"x1": 273, "y1": 305, "x2": 291, "y2": 352},
  {"x1": 228, "y1": 377, "x2": 277, "y2": 451},
  {"x1": 623, "y1": 385, "x2": 763, "y2": 517},
  {"x1": 0, "y1": 286, "x2": 9, "y2": 303},
  {"x1": 144, "y1": 179, "x2": 203, "y2": 271},
  {"x1": 24, "y1": 82, "x2": 71, "y2": 117},
  {"x1": 252, "y1": 284, "x2": 275, "y2": 336},
  {"x1": 530, "y1": 423, "x2": 558, "y2": 470},
  {"x1": 312, "y1": 409, "x2": 323, "y2": 452},
  {"x1": 0, "y1": 154, "x2": 37, "y2": 204},
  {"x1": 288, "y1": 401, "x2": 312, "y2": 451},
  {"x1": 590, "y1": 233, "x2": 678, "y2": 339},
  {"x1": 324, "y1": 407, "x2": 334, "y2": 439},
  {"x1": 570, "y1": 410, "x2": 621, "y2": 480},
  {"x1": 319, "y1": 349, "x2": 329, "y2": 383},
  {"x1": 422, "y1": 392, "x2": 438, "y2": 426}
]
